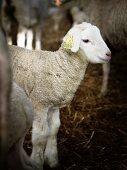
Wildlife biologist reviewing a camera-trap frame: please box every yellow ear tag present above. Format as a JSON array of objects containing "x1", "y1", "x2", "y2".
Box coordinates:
[{"x1": 63, "y1": 35, "x2": 73, "y2": 50}]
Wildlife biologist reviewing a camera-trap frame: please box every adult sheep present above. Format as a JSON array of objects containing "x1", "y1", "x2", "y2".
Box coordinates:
[
  {"x1": 78, "y1": 0, "x2": 127, "y2": 95},
  {"x1": 9, "y1": 22, "x2": 111, "y2": 168},
  {"x1": 2, "y1": 0, "x2": 52, "y2": 49},
  {"x1": 6, "y1": 82, "x2": 39, "y2": 170}
]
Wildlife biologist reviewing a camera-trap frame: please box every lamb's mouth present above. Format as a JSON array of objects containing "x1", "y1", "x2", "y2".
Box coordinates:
[{"x1": 98, "y1": 56, "x2": 110, "y2": 62}]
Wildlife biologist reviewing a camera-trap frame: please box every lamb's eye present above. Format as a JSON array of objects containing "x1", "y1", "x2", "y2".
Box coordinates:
[{"x1": 83, "y1": 39, "x2": 90, "y2": 43}]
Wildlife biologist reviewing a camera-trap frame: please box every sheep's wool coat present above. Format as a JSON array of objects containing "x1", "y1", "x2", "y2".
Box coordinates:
[
  {"x1": 9, "y1": 45, "x2": 88, "y2": 110},
  {"x1": 8, "y1": 82, "x2": 33, "y2": 148}
]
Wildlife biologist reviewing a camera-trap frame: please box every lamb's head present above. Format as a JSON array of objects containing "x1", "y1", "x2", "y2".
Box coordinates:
[{"x1": 63, "y1": 22, "x2": 111, "y2": 64}]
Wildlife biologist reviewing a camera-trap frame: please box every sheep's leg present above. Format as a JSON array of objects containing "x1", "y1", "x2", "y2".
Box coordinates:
[
  {"x1": 44, "y1": 108, "x2": 60, "y2": 168},
  {"x1": 31, "y1": 108, "x2": 49, "y2": 166},
  {"x1": 100, "y1": 62, "x2": 110, "y2": 96},
  {"x1": 21, "y1": 138, "x2": 40, "y2": 170},
  {"x1": 17, "y1": 29, "x2": 26, "y2": 48},
  {"x1": 22, "y1": 148, "x2": 40, "y2": 170},
  {"x1": 8, "y1": 137, "x2": 39, "y2": 170},
  {"x1": 34, "y1": 26, "x2": 42, "y2": 50},
  {"x1": 26, "y1": 29, "x2": 33, "y2": 50},
  {"x1": 7, "y1": 36, "x2": 12, "y2": 45},
  {"x1": 54, "y1": 12, "x2": 65, "y2": 32},
  {"x1": 7, "y1": 140, "x2": 22, "y2": 170}
]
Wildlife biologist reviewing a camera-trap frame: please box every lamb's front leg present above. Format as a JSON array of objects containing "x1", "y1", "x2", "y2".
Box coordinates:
[
  {"x1": 31, "y1": 108, "x2": 49, "y2": 167},
  {"x1": 44, "y1": 108, "x2": 60, "y2": 168}
]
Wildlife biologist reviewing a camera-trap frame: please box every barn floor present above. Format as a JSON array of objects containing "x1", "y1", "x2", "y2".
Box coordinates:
[{"x1": 24, "y1": 15, "x2": 127, "y2": 170}]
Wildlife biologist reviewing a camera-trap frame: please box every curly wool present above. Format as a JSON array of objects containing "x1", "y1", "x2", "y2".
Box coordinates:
[
  {"x1": 8, "y1": 82, "x2": 34, "y2": 148},
  {"x1": 9, "y1": 45, "x2": 88, "y2": 110}
]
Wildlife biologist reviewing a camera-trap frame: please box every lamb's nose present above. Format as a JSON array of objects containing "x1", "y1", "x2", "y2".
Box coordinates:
[{"x1": 106, "y1": 51, "x2": 111, "y2": 58}]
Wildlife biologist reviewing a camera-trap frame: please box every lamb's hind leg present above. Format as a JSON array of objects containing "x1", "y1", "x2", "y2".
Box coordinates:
[
  {"x1": 31, "y1": 108, "x2": 49, "y2": 167},
  {"x1": 44, "y1": 108, "x2": 60, "y2": 168}
]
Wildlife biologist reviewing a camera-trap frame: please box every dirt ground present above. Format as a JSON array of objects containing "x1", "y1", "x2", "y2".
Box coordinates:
[{"x1": 24, "y1": 15, "x2": 127, "y2": 170}]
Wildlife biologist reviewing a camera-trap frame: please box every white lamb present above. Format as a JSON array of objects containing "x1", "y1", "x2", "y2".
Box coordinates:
[{"x1": 9, "y1": 22, "x2": 111, "y2": 168}]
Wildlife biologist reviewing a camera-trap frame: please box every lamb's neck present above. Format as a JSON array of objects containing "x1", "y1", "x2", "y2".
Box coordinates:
[{"x1": 57, "y1": 47, "x2": 89, "y2": 82}]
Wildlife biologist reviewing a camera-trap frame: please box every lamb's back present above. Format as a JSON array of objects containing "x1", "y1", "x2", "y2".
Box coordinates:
[{"x1": 9, "y1": 45, "x2": 85, "y2": 108}]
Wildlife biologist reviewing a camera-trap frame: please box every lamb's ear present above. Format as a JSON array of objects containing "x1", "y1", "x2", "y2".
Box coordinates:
[{"x1": 63, "y1": 27, "x2": 81, "y2": 53}]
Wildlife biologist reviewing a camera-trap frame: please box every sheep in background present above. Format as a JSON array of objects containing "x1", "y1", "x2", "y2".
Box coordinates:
[
  {"x1": 70, "y1": 6, "x2": 89, "y2": 25},
  {"x1": 9, "y1": 22, "x2": 111, "y2": 168},
  {"x1": 1, "y1": 0, "x2": 18, "y2": 45},
  {"x1": 0, "y1": 5, "x2": 38, "y2": 169},
  {"x1": 13, "y1": 0, "x2": 51, "y2": 50},
  {"x1": 2, "y1": 0, "x2": 52, "y2": 50},
  {"x1": 6, "y1": 82, "x2": 39, "y2": 170},
  {"x1": 50, "y1": 1, "x2": 73, "y2": 32},
  {"x1": 76, "y1": 0, "x2": 127, "y2": 96},
  {"x1": 49, "y1": 7, "x2": 67, "y2": 31},
  {"x1": 0, "y1": 20, "x2": 11, "y2": 170}
]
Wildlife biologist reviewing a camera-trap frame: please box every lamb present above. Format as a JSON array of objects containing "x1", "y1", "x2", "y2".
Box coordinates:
[
  {"x1": 9, "y1": 22, "x2": 111, "y2": 168},
  {"x1": 4, "y1": 82, "x2": 40, "y2": 170}
]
